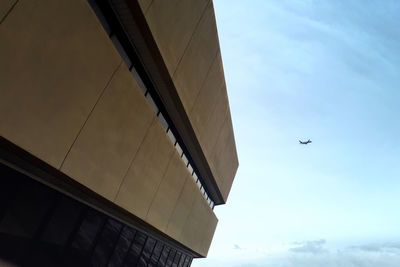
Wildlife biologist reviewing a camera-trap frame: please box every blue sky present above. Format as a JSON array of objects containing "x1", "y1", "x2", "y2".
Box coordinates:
[{"x1": 193, "y1": 1, "x2": 400, "y2": 266}]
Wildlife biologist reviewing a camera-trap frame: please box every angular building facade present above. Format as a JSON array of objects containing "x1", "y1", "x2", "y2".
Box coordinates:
[{"x1": 0, "y1": 0, "x2": 238, "y2": 266}]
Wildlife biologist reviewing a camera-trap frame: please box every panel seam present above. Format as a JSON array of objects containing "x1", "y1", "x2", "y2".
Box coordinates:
[
  {"x1": 143, "y1": 0, "x2": 155, "y2": 15},
  {"x1": 113, "y1": 116, "x2": 158, "y2": 202},
  {"x1": 164, "y1": 174, "x2": 190, "y2": 233},
  {"x1": 171, "y1": 0, "x2": 210, "y2": 78},
  {"x1": 189, "y1": 50, "x2": 219, "y2": 114},
  {"x1": 0, "y1": 0, "x2": 19, "y2": 25},
  {"x1": 59, "y1": 60, "x2": 123, "y2": 170},
  {"x1": 176, "y1": 189, "x2": 199, "y2": 242},
  {"x1": 143, "y1": 151, "x2": 175, "y2": 219},
  {"x1": 206, "y1": 112, "x2": 229, "y2": 181}
]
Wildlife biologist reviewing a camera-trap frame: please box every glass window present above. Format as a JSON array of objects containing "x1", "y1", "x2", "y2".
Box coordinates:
[
  {"x1": 0, "y1": 178, "x2": 55, "y2": 238},
  {"x1": 183, "y1": 256, "x2": 191, "y2": 267},
  {"x1": 108, "y1": 227, "x2": 136, "y2": 266},
  {"x1": 181, "y1": 154, "x2": 189, "y2": 166},
  {"x1": 146, "y1": 92, "x2": 159, "y2": 114},
  {"x1": 173, "y1": 251, "x2": 182, "y2": 267},
  {"x1": 157, "y1": 246, "x2": 170, "y2": 267},
  {"x1": 187, "y1": 164, "x2": 193, "y2": 175},
  {"x1": 178, "y1": 254, "x2": 186, "y2": 267},
  {"x1": 200, "y1": 186, "x2": 205, "y2": 194},
  {"x1": 88, "y1": 0, "x2": 112, "y2": 36},
  {"x1": 158, "y1": 112, "x2": 169, "y2": 131},
  {"x1": 92, "y1": 218, "x2": 123, "y2": 266},
  {"x1": 0, "y1": 163, "x2": 195, "y2": 267},
  {"x1": 166, "y1": 249, "x2": 176, "y2": 266},
  {"x1": 71, "y1": 209, "x2": 106, "y2": 253},
  {"x1": 139, "y1": 237, "x2": 156, "y2": 266},
  {"x1": 124, "y1": 231, "x2": 147, "y2": 266},
  {"x1": 41, "y1": 195, "x2": 84, "y2": 245},
  {"x1": 0, "y1": 164, "x2": 22, "y2": 219},
  {"x1": 149, "y1": 242, "x2": 163, "y2": 267},
  {"x1": 110, "y1": 34, "x2": 132, "y2": 69},
  {"x1": 175, "y1": 143, "x2": 183, "y2": 157},
  {"x1": 130, "y1": 67, "x2": 147, "y2": 94},
  {"x1": 167, "y1": 128, "x2": 176, "y2": 144}
]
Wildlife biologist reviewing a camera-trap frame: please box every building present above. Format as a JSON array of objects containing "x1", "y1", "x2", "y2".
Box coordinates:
[{"x1": 0, "y1": 0, "x2": 238, "y2": 266}]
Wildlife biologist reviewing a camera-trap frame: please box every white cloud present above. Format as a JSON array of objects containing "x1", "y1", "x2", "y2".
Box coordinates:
[
  {"x1": 289, "y1": 239, "x2": 327, "y2": 254},
  {"x1": 348, "y1": 242, "x2": 400, "y2": 253},
  {"x1": 193, "y1": 240, "x2": 400, "y2": 267},
  {"x1": 234, "y1": 244, "x2": 245, "y2": 250}
]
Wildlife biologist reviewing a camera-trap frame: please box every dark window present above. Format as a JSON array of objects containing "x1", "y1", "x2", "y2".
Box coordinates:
[
  {"x1": 0, "y1": 177, "x2": 55, "y2": 238},
  {"x1": 157, "y1": 246, "x2": 170, "y2": 267},
  {"x1": 173, "y1": 251, "x2": 182, "y2": 267},
  {"x1": 124, "y1": 231, "x2": 147, "y2": 266},
  {"x1": 183, "y1": 256, "x2": 191, "y2": 267},
  {"x1": 41, "y1": 195, "x2": 84, "y2": 245},
  {"x1": 108, "y1": 227, "x2": 136, "y2": 267},
  {"x1": 158, "y1": 112, "x2": 169, "y2": 131},
  {"x1": 0, "y1": 162, "x2": 195, "y2": 267},
  {"x1": 0, "y1": 164, "x2": 22, "y2": 223},
  {"x1": 71, "y1": 209, "x2": 106, "y2": 253},
  {"x1": 88, "y1": 0, "x2": 112, "y2": 36},
  {"x1": 149, "y1": 242, "x2": 163, "y2": 267},
  {"x1": 138, "y1": 237, "x2": 156, "y2": 266},
  {"x1": 178, "y1": 254, "x2": 186, "y2": 267},
  {"x1": 91, "y1": 218, "x2": 123, "y2": 266},
  {"x1": 146, "y1": 92, "x2": 159, "y2": 114},
  {"x1": 131, "y1": 67, "x2": 147, "y2": 94},
  {"x1": 110, "y1": 34, "x2": 132, "y2": 69},
  {"x1": 166, "y1": 249, "x2": 176, "y2": 267}
]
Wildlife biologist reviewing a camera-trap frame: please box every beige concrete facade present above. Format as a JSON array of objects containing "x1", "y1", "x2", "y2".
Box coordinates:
[
  {"x1": 0, "y1": 0, "x2": 238, "y2": 258},
  {"x1": 0, "y1": 0, "x2": 121, "y2": 169},
  {"x1": 141, "y1": 0, "x2": 239, "y2": 203}
]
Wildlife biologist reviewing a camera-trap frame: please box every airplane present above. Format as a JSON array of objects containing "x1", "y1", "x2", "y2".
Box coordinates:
[{"x1": 299, "y1": 139, "x2": 312, "y2": 145}]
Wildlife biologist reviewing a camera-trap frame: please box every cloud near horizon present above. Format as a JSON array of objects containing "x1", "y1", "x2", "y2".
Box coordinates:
[
  {"x1": 230, "y1": 240, "x2": 400, "y2": 267},
  {"x1": 289, "y1": 239, "x2": 327, "y2": 254},
  {"x1": 348, "y1": 242, "x2": 400, "y2": 253}
]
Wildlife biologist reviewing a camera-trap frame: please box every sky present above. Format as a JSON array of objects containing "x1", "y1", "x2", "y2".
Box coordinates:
[{"x1": 193, "y1": 1, "x2": 400, "y2": 266}]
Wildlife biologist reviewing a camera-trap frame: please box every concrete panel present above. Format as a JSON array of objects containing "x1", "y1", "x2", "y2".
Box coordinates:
[
  {"x1": 0, "y1": 0, "x2": 16, "y2": 22},
  {"x1": 144, "y1": 0, "x2": 208, "y2": 75},
  {"x1": 172, "y1": 2, "x2": 219, "y2": 112},
  {"x1": 138, "y1": 0, "x2": 152, "y2": 14},
  {"x1": 114, "y1": 118, "x2": 175, "y2": 219},
  {"x1": 145, "y1": 151, "x2": 188, "y2": 232},
  {"x1": 0, "y1": 0, "x2": 121, "y2": 168},
  {"x1": 190, "y1": 51, "x2": 225, "y2": 145},
  {"x1": 199, "y1": 210, "x2": 218, "y2": 257},
  {"x1": 210, "y1": 113, "x2": 239, "y2": 201},
  {"x1": 165, "y1": 175, "x2": 198, "y2": 239},
  {"x1": 200, "y1": 84, "x2": 229, "y2": 161},
  {"x1": 179, "y1": 192, "x2": 214, "y2": 256},
  {"x1": 61, "y1": 65, "x2": 154, "y2": 201},
  {"x1": 221, "y1": 149, "x2": 239, "y2": 200}
]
